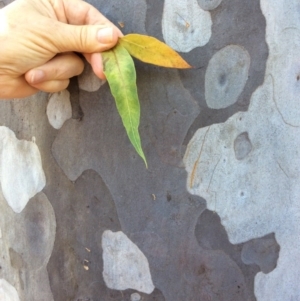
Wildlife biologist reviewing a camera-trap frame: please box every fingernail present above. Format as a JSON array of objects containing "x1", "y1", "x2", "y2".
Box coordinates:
[
  {"x1": 30, "y1": 69, "x2": 45, "y2": 84},
  {"x1": 97, "y1": 27, "x2": 113, "y2": 44}
]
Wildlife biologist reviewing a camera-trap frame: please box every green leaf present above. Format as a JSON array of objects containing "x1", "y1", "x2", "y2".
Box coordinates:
[
  {"x1": 102, "y1": 44, "x2": 147, "y2": 168},
  {"x1": 119, "y1": 34, "x2": 192, "y2": 68}
]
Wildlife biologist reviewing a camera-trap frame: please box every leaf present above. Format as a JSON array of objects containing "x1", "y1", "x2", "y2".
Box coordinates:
[
  {"x1": 119, "y1": 34, "x2": 192, "y2": 69},
  {"x1": 102, "y1": 44, "x2": 147, "y2": 168},
  {"x1": 101, "y1": 34, "x2": 192, "y2": 168}
]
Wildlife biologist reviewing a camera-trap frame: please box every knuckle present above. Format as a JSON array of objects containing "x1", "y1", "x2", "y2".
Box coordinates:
[{"x1": 78, "y1": 26, "x2": 89, "y2": 51}]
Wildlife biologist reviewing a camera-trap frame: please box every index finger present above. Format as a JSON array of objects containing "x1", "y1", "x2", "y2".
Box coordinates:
[{"x1": 51, "y1": 0, "x2": 123, "y2": 36}]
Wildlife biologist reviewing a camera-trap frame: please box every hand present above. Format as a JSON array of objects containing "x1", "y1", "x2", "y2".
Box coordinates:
[{"x1": 0, "y1": 0, "x2": 122, "y2": 99}]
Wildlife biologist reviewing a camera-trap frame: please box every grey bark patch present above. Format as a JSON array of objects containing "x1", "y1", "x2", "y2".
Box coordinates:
[
  {"x1": 241, "y1": 235, "x2": 280, "y2": 274},
  {"x1": 88, "y1": 0, "x2": 147, "y2": 34},
  {"x1": 195, "y1": 209, "x2": 260, "y2": 301},
  {"x1": 234, "y1": 132, "x2": 252, "y2": 160},
  {"x1": 68, "y1": 77, "x2": 84, "y2": 120},
  {"x1": 205, "y1": 45, "x2": 250, "y2": 109},
  {"x1": 14, "y1": 193, "x2": 56, "y2": 270},
  {"x1": 0, "y1": 0, "x2": 14, "y2": 6},
  {"x1": 145, "y1": 0, "x2": 164, "y2": 40},
  {"x1": 46, "y1": 170, "x2": 122, "y2": 301}
]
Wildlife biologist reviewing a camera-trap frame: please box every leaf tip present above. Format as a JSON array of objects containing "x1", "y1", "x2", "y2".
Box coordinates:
[
  {"x1": 184, "y1": 64, "x2": 194, "y2": 69},
  {"x1": 142, "y1": 155, "x2": 148, "y2": 169}
]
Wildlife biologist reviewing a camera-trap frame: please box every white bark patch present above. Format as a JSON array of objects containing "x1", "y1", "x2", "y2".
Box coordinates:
[
  {"x1": 0, "y1": 279, "x2": 20, "y2": 301},
  {"x1": 197, "y1": 0, "x2": 222, "y2": 11},
  {"x1": 184, "y1": 0, "x2": 300, "y2": 299},
  {"x1": 184, "y1": 77, "x2": 291, "y2": 242},
  {"x1": 205, "y1": 45, "x2": 250, "y2": 109},
  {"x1": 0, "y1": 127, "x2": 45, "y2": 213},
  {"x1": 131, "y1": 292, "x2": 142, "y2": 301},
  {"x1": 47, "y1": 90, "x2": 72, "y2": 130},
  {"x1": 162, "y1": 0, "x2": 212, "y2": 52},
  {"x1": 267, "y1": 29, "x2": 300, "y2": 127},
  {"x1": 102, "y1": 230, "x2": 155, "y2": 294},
  {"x1": 78, "y1": 62, "x2": 106, "y2": 92}
]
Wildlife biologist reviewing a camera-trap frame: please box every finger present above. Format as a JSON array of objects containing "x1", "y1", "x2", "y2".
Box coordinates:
[
  {"x1": 25, "y1": 53, "x2": 84, "y2": 85},
  {"x1": 55, "y1": 0, "x2": 123, "y2": 36},
  {"x1": 0, "y1": 76, "x2": 38, "y2": 99},
  {"x1": 47, "y1": 19, "x2": 120, "y2": 54},
  {"x1": 46, "y1": 0, "x2": 123, "y2": 54},
  {"x1": 84, "y1": 52, "x2": 106, "y2": 80},
  {"x1": 29, "y1": 79, "x2": 70, "y2": 93}
]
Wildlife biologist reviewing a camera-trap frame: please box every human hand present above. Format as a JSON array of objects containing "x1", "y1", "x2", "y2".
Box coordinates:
[{"x1": 0, "y1": 0, "x2": 122, "y2": 99}]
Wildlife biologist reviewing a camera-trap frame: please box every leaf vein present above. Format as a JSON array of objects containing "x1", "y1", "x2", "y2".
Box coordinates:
[{"x1": 112, "y1": 48, "x2": 140, "y2": 152}]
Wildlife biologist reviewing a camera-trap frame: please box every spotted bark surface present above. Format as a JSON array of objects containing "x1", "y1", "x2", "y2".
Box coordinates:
[{"x1": 1, "y1": 0, "x2": 295, "y2": 300}]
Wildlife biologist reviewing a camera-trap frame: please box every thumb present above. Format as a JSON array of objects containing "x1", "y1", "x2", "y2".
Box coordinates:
[{"x1": 50, "y1": 22, "x2": 119, "y2": 53}]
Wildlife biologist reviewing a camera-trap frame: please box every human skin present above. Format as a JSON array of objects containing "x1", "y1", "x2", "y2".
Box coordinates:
[{"x1": 0, "y1": 0, "x2": 122, "y2": 99}]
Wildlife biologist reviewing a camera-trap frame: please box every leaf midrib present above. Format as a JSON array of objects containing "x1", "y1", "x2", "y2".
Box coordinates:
[
  {"x1": 121, "y1": 39, "x2": 150, "y2": 52},
  {"x1": 112, "y1": 48, "x2": 140, "y2": 150}
]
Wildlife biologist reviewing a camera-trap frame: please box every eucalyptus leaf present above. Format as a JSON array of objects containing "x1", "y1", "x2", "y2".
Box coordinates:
[
  {"x1": 119, "y1": 34, "x2": 192, "y2": 68},
  {"x1": 102, "y1": 44, "x2": 147, "y2": 167}
]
